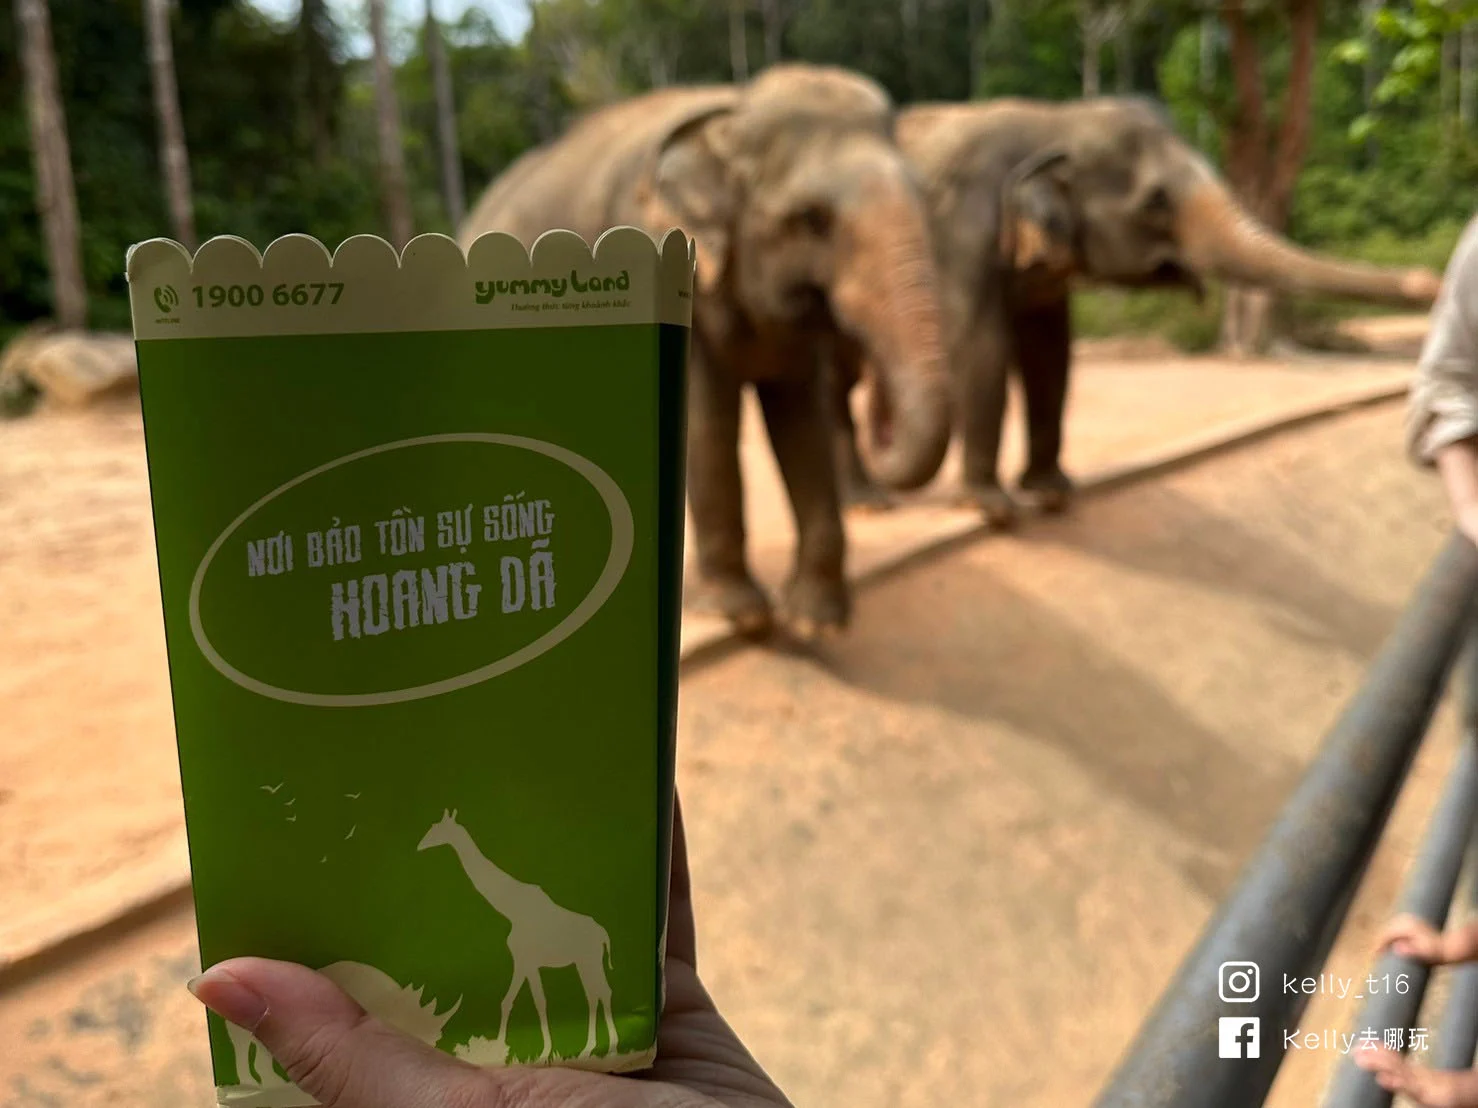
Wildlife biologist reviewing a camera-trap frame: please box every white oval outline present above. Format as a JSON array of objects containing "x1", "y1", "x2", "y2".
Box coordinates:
[{"x1": 188, "y1": 433, "x2": 635, "y2": 707}]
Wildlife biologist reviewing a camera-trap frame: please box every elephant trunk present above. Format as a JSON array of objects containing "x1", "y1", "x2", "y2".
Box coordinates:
[
  {"x1": 829, "y1": 192, "x2": 952, "y2": 491},
  {"x1": 1177, "y1": 179, "x2": 1442, "y2": 306}
]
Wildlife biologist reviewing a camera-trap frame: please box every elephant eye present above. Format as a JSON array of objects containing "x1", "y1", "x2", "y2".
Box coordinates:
[
  {"x1": 788, "y1": 203, "x2": 834, "y2": 237},
  {"x1": 1141, "y1": 185, "x2": 1172, "y2": 217}
]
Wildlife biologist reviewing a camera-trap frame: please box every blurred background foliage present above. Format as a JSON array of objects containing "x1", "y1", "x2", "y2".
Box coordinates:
[{"x1": 4, "y1": 0, "x2": 1477, "y2": 349}]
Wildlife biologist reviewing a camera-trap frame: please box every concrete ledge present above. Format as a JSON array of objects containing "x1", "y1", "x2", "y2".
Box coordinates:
[
  {"x1": 677, "y1": 378, "x2": 1409, "y2": 667},
  {"x1": 0, "y1": 378, "x2": 1410, "y2": 983},
  {"x1": 0, "y1": 833, "x2": 191, "y2": 984}
]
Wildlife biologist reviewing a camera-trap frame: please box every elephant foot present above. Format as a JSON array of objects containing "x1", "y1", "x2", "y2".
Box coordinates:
[
  {"x1": 842, "y1": 478, "x2": 895, "y2": 515},
  {"x1": 779, "y1": 573, "x2": 850, "y2": 643},
  {"x1": 690, "y1": 574, "x2": 774, "y2": 639},
  {"x1": 1017, "y1": 467, "x2": 1075, "y2": 514},
  {"x1": 959, "y1": 482, "x2": 1020, "y2": 530}
]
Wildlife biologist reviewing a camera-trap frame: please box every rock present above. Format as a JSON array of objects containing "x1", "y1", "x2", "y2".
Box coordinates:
[{"x1": 0, "y1": 326, "x2": 138, "y2": 416}]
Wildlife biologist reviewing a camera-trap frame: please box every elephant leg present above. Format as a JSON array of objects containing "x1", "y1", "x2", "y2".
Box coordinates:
[
  {"x1": 828, "y1": 349, "x2": 892, "y2": 513},
  {"x1": 686, "y1": 355, "x2": 772, "y2": 637},
  {"x1": 1012, "y1": 295, "x2": 1074, "y2": 513},
  {"x1": 955, "y1": 298, "x2": 1018, "y2": 530},
  {"x1": 755, "y1": 375, "x2": 849, "y2": 640}
]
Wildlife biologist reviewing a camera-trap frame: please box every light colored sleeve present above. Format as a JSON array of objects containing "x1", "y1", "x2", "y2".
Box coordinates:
[{"x1": 1406, "y1": 213, "x2": 1478, "y2": 468}]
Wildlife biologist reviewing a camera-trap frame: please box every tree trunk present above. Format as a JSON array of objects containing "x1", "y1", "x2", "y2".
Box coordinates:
[
  {"x1": 1264, "y1": 0, "x2": 1317, "y2": 228},
  {"x1": 15, "y1": 0, "x2": 86, "y2": 329},
  {"x1": 425, "y1": 0, "x2": 464, "y2": 228},
  {"x1": 645, "y1": 41, "x2": 672, "y2": 88},
  {"x1": 366, "y1": 0, "x2": 414, "y2": 248},
  {"x1": 1198, "y1": 13, "x2": 1214, "y2": 150},
  {"x1": 523, "y1": 7, "x2": 558, "y2": 143},
  {"x1": 1114, "y1": 4, "x2": 1132, "y2": 93},
  {"x1": 1360, "y1": 0, "x2": 1380, "y2": 160},
  {"x1": 1082, "y1": 23, "x2": 1101, "y2": 96},
  {"x1": 1463, "y1": 22, "x2": 1476, "y2": 132},
  {"x1": 728, "y1": 0, "x2": 748, "y2": 81},
  {"x1": 1442, "y1": 31, "x2": 1459, "y2": 146},
  {"x1": 1080, "y1": 2, "x2": 1121, "y2": 97},
  {"x1": 1218, "y1": 0, "x2": 1320, "y2": 358},
  {"x1": 759, "y1": 0, "x2": 783, "y2": 65},
  {"x1": 966, "y1": 0, "x2": 984, "y2": 97},
  {"x1": 901, "y1": 0, "x2": 920, "y2": 98},
  {"x1": 300, "y1": 0, "x2": 337, "y2": 167},
  {"x1": 144, "y1": 0, "x2": 196, "y2": 250}
]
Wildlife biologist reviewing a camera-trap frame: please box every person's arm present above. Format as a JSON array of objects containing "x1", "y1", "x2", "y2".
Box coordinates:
[
  {"x1": 1436, "y1": 438, "x2": 1478, "y2": 546},
  {"x1": 1407, "y1": 215, "x2": 1478, "y2": 541}
]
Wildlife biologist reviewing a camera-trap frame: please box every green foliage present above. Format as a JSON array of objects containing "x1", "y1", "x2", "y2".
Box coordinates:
[
  {"x1": 2, "y1": 0, "x2": 551, "y2": 329},
  {"x1": 788, "y1": 0, "x2": 976, "y2": 102},
  {"x1": 1336, "y1": 0, "x2": 1478, "y2": 139},
  {"x1": 1074, "y1": 286, "x2": 1225, "y2": 353},
  {"x1": 1156, "y1": 19, "x2": 1226, "y2": 158},
  {"x1": 974, "y1": 0, "x2": 1082, "y2": 101},
  {"x1": 5, "y1": 0, "x2": 1476, "y2": 348},
  {"x1": 398, "y1": 9, "x2": 548, "y2": 232}
]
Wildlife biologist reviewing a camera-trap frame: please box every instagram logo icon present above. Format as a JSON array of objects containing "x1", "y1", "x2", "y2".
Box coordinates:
[{"x1": 1219, "y1": 961, "x2": 1260, "y2": 1003}]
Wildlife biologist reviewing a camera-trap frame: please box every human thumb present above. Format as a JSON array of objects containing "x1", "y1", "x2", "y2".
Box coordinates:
[{"x1": 188, "y1": 957, "x2": 502, "y2": 1108}]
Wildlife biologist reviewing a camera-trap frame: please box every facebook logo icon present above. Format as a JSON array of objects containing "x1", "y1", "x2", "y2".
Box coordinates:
[{"x1": 1219, "y1": 1017, "x2": 1261, "y2": 1059}]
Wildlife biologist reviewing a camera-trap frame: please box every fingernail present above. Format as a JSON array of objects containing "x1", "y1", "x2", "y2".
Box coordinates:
[{"x1": 187, "y1": 966, "x2": 270, "y2": 1032}]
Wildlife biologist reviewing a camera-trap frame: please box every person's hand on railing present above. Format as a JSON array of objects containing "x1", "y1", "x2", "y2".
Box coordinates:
[
  {"x1": 1355, "y1": 913, "x2": 1478, "y2": 1105},
  {"x1": 1356, "y1": 1043, "x2": 1478, "y2": 1107},
  {"x1": 1374, "y1": 912, "x2": 1478, "y2": 966}
]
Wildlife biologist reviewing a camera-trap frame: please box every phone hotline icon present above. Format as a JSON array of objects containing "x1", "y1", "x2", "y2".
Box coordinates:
[{"x1": 1219, "y1": 961, "x2": 1261, "y2": 1003}]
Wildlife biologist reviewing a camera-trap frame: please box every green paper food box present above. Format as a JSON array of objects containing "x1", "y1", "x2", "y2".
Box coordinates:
[{"x1": 124, "y1": 227, "x2": 694, "y2": 1106}]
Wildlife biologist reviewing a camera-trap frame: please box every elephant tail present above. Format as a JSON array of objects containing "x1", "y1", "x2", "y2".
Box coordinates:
[{"x1": 603, "y1": 933, "x2": 613, "y2": 974}]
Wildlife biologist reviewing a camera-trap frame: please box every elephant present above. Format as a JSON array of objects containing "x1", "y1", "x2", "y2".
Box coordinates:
[
  {"x1": 459, "y1": 64, "x2": 952, "y2": 639},
  {"x1": 829, "y1": 95, "x2": 1445, "y2": 526}
]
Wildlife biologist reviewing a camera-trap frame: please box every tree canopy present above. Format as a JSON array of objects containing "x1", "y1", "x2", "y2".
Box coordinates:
[{"x1": 3, "y1": 0, "x2": 1476, "y2": 334}]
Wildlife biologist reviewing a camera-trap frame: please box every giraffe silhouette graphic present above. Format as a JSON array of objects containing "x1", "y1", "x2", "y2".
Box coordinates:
[{"x1": 418, "y1": 808, "x2": 619, "y2": 1062}]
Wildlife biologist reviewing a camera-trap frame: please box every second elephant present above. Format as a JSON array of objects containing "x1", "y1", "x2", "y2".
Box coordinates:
[{"x1": 833, "y1": 96, "x2": 1444, "y2": 525}]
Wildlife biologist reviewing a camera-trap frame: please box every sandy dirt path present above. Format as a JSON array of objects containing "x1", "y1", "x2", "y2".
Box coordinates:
[
  {"x1": 0, "y1": 326, "x2": 1423, "y2": 969},
  {"x1": 1, "y1": 391, "x2": 1467, "y2": 1108}
]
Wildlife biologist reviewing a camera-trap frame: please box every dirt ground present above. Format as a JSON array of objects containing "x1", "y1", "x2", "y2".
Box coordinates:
[
  {"x1": 1, "y1": 314, "x2": 1465, "y2": 1107},
  {"x1": 0, "y1": 399, "x2": 1464, "y2": 1108},
  {"x1": 0, "y1": 324, "x2": 1421, "y2": 960}
]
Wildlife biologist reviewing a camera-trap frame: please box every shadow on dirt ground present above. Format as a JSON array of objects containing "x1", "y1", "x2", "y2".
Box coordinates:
[
  {"x1": 1028, "y1": 486, "x2": 1399, "y2": 660},
  {"x1": 814, "y1": 541, "x2": 1304, "y2": 902}
]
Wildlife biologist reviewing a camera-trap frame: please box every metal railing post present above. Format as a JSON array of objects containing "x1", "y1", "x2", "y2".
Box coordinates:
[
  {"x1": 1430, "y1": 631, "x2": 1478, "y2": 1074},
  {"x1": 1434, "y1": 826, "x2": 1478, "y2": 1072},
  {"x1": 1318, "y1": 624, "x2": 1478, "y2": 1105},
  {"x1": 1091, "y1": 534, "x2": 1478, "y2": 1108}
]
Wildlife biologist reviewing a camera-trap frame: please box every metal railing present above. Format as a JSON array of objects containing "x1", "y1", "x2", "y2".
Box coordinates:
[{"x1": 1091, "y1": 533, "x2": 1478, "y2": 1108}]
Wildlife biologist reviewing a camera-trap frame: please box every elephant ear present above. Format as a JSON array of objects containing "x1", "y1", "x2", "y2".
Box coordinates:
[
  {"x1": 998, "y1": 148, "x2": 1070, "y2": 272},
  {"x1": 646, "y1": 105, "x2": 741, "y2": 295}
]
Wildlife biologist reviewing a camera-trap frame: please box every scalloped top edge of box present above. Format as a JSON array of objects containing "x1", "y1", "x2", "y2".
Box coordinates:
[{"x1": 126, "y1": 227, "x2": 696, "y2": 339}]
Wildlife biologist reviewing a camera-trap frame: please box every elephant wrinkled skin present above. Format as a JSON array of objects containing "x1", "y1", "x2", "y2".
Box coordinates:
[
  {"x1": 831, "y1": 96, "x2": 1445, "y2": 526},
  {"x1": 459, "y1": 64, "x2": 952, "y2": 640}
]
